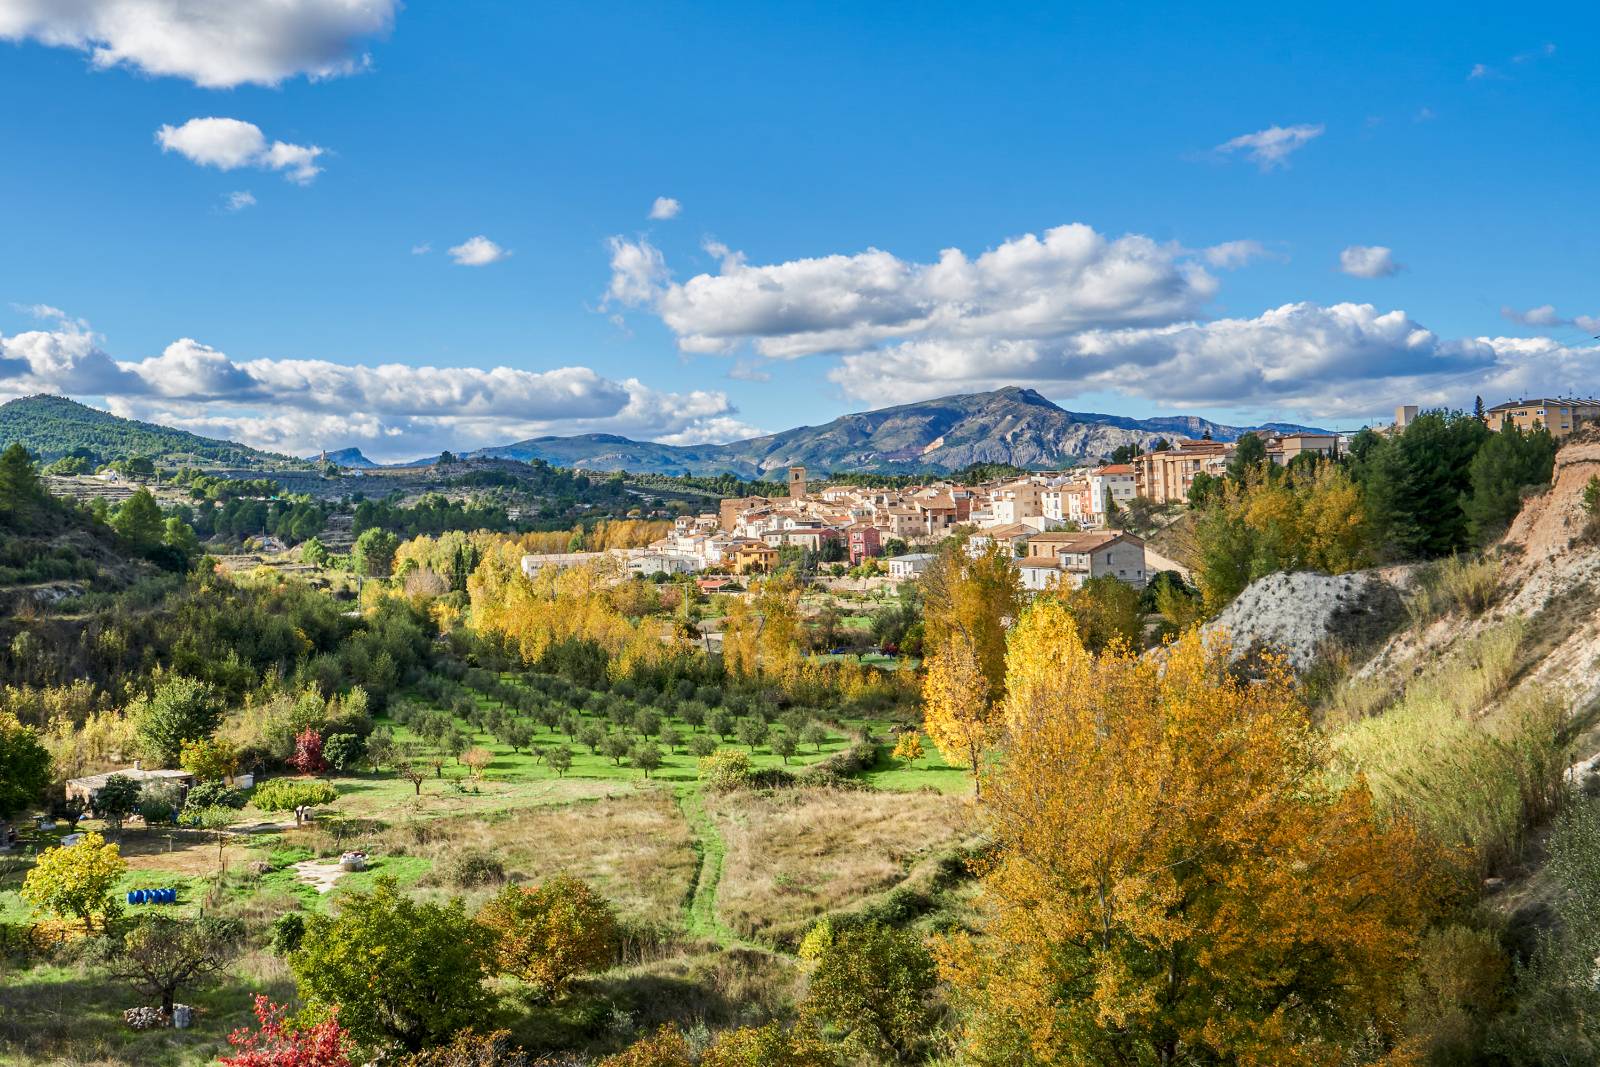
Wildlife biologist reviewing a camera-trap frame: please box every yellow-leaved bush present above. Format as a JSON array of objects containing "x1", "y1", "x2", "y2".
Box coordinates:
[{"x1": 940, "y1": 599, "x2": 1461, "y2": 1067}]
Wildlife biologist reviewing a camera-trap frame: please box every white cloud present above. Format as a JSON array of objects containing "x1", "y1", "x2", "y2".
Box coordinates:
[
  {"x1": 1501, "y1": 304, "x2": 1600, "y2": 333},
  {"x1": 648, "y1": 196, "x2": 681, "y2": 220},
  {"x1": 0, "y1": 0, "x2": 398, "y2": 88},
  {"x1": 157, "y1": 117, "x2": 325, "y2": 184},
  {"x1": 608, "y1": 222, "x2": 1219, "y2": 358},
  {"x1": 1469, "y1": 63, "x2": 1493, "y2": 80},
  {"x1": 224, "y1": 190, "x2": 256, "y2": 212},
  {"x1": 1502, "y1": 304, "x2": 1562, "y2": 327},
  {"x1": 1339, "y1": 245, "x2": 1401, "y2": 278},
  {"x1": 410, "y1": 243, "x2": 431, "y2": 256},
  {"x1": 824, "y1": 301, "x2": 1582, "y2": 420},
  {"x1": 0, "y1": 317, "x2": 749, "y2": 460},
  {"x1": 1215, "y1": 124, "x2": 1324, "y2": 170},
  {"x1": 448, "y1": 235, "x2": 511, "y2": 267},
  {"x1": 1201, "y1": 240, "x2": 1271, "y2": 269}
]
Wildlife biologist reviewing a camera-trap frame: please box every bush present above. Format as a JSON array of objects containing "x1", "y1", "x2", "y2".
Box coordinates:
[
  {"x1": 250, "y1": 778, "x2": 338, "y2": 812},
  {"x1": 477, "y1": 876, "x2": 619, "y2": 996},
  {"x1": 269, "y1": 911, "x2": 306, "y2": 955},
  {"x1": 697, "y1": 749, "x2": 752, "y2": 791},
  {"x1": 443, "y1": 848, "x2": 507, "y2": 888},
  {"x1": 183, "y1": 780, "x2": 245, "y2": 812}
]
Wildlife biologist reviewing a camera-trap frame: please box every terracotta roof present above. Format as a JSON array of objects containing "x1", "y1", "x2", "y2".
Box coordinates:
[{"x1": 1026, "y1": 531, "x2": 1144, "y2": 551}]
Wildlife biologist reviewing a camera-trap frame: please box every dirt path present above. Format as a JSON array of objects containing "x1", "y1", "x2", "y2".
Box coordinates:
[{"x1": 292, "y1": 859, "x2": 348, "y2": 894}]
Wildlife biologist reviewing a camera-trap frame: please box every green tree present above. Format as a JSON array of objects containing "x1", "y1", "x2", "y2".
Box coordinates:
[
  {"x1": 94, "y1": 774, "x2": 142, "y2": 833},
  {"x1": 20, "y1": 831, "x2": 126, "y2": 932},
  {"x1": 1226, "y1": 431, "x2": 1267, "y2": 482},
  {"x1": 599, "y1": 733, "x2": 631, "y2": 766},
  {"x1": 291, "y1": 877, "x2": 494, "y2": 1052},
  {"x1": 179, "y1": 737, "x2": 240, "y2": 782},
  {"x1": 112, "y1": 487, "x2": 166, "y2": 549},
  {"x1": 352, "y1": 527, "x2": 400, "y2": 578},
  {"x1": 163, "y1": 515, "x2": 202, "y2": 560},
  {"x1": 547, "y1": 744, "x2": 573, "y2": 777},
  {"x1": 301, "y1": 535, "x2": 331, "y2": 567},
  {"x1": 0, "y1": 711, "x2": 51, "y2": 820},
  {"x1": 800, "y1": 919, "x2": 936, "y2": 1061},
  {"x1": 0, "y1": 442, "x2": 47, "y2": 530},
  {"x1": 322, "y1": 733, "x2": 366, "y2": 772},
  {"x1": 1357, "y1": 410, "x2": 1491, "y2": 559},
  {"x1": 631, "y1": 742, "x2": 663, "y2": 778},
  {"x1": 771, "y1": 729, "x2": 798, "y2": 765},
  {"x1": 135, "y1": 676, "x2": 222, "y2": 766},
  {"x1": 104, "y1": 913, "x2": 242, "y2": 1015},
  {"x1": 1462, "y1": 422, "x2": 1557, "y2": 541},
  {"x1": 735, "y1": 717, "x2": 768, "y2": 751}
]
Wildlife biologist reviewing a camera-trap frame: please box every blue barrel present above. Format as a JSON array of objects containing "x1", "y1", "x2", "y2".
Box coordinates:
[
  {"x1": 126, "y1": 891, "x2": 137, "y2": 905},
  {"x1": 163, "y1": 888, "x2": 176, "y2": 903}
]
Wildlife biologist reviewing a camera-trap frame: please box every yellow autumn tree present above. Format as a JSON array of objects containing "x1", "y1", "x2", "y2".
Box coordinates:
[
  {"x1": 466, "y1": 542, "x2": 686, "y2": 680},
  {"x1": 940, "y1": 600, "x2": 1457, "y2": 1066},
  {"x1": 919, "y1": 544, "x2": 1021, "y2": 795},
  {"x1": 922, "y1": 633, "x2": 991, "y2": 794},
  {"x1": 921, "y1": 544, "x2": 1022, "y2": 694},
  {"x1": 719, "y1": 574, "x2": 803, "y2": 687}
]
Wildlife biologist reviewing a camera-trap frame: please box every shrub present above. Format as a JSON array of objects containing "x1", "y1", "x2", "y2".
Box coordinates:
[
  {"x1": 477, "y1": 876, "x2": 619, "y2": 996},
  {"x1": 799, "y1": 918, "x2": 935, "y2": 1060},
  {"x1": 269, "y1": 911, "x2": 306, "y2": 955},
  {"x1": 183, "y1": 779, "x2": 246, "y2": 811},
  {"x1": 444, "y1": 848, "x2": 507, "y2": 889},
  {"x1": 322, "y1": 733, "x2": 366, "y2": 773},
  {"x1": 251, "y1": 778, "x2": 338, "y2": 812},
  {"x1": 697, "y1": 749, "x2": 752, "y2": 791}
]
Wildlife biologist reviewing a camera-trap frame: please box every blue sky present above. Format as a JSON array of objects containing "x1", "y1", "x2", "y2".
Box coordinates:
[{"x1": 1, "y1": 2, "x2": 1596, "y2": 461}]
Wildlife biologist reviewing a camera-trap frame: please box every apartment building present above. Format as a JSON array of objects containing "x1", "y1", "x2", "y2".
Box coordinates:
[
  {"x1": 1132, "y1": 441, "x2": 1232, "y2": 504},
  {"x1": 1484, "y1": 397, "x2": 1600, "y2": 439}
]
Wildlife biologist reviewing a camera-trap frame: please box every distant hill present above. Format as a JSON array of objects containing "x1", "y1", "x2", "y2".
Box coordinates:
[
  {"x1": 466, "y1": 387, "x2": 1329, "y2": 476},
  {"x1": 0, "y1": 394, "x2": 308, "y2": 470},
  {"x1": 312, "y1": 447, "x2": 378, "y2": 469}
]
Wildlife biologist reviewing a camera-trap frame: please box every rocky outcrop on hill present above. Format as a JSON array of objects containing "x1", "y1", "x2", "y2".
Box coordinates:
[{"x1": 1208, "y1": 570, "x2": 1405, "y2": 674}]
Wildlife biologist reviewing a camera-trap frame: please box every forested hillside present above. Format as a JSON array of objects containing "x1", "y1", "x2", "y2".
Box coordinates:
[{"x1": 0, "y1": 395, "x2": 306, "y2": 471}]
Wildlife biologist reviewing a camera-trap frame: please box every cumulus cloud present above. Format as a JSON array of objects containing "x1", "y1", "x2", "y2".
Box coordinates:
[
  {"x1": 1215, "y1": 124, "x2": 1324, "y2": 170},
  {"x1": 448, "y1": 235, "x2": 511, "y2": 267},
  {"x1": 1502, "y1": 304, "x2": 1600, "y2": 333},
  {"x1": 0, "y1": 318, "x2": 751, "y2": 460},
  {"x1": 157, "y1": 117, "x2": 325, "y2": 184},
  {"x1": 1201, "y1": 240, "x2": 1272, "y2": 269},
  {"x1": 0, "y1": 0, "x2": 398, "y2": 88},
  {"x1": 648, "y1": 196, "x2": 681, "y2": 220},
  {"x1": 823, "y1": 302, "x2": 1588, "y2": 420},
  {"x1": 224, "y1": 190, "x2": 256, "y2": 212},
  {"x1": 410, "y1": 242, "x2": 431, "y2": 256},
  {"x1": 1339, "y1": 245, "x2": 1401, "y2": 278},
  {"x1": 608, "y1": 222, "x2": 1219, "y2": 358}
]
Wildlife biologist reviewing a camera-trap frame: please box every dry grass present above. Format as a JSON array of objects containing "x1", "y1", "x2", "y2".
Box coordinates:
[
  {"x1": 1405, "y1": 553, "x2": 1502, "y2": 627},
  {"x1": 1332, "y1": 620, "x2": 1567, "y2": 873},
  {"x1": 709, "y1": 786, "x2": 971, "y2": 943},
  {"x1": 312, "y1": 790, "x2": 698, "y2": 932}
]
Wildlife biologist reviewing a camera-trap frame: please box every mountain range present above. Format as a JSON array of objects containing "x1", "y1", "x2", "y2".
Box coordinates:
[
  {"x1": 1, "y1": 388, "x2": 1328, "y2": 478},
  {"x1": 457, "y1": 387, "x2": 1327, "y2": 476}
]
